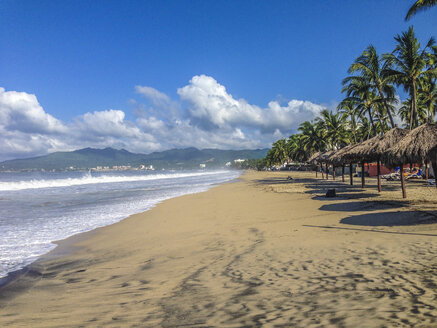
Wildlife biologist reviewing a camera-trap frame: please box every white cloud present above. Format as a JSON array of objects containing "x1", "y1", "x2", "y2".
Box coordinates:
[
  {"x1": 177, "y1": 75, "x2": 324, "y2": 132},
  {"x1": 0, "y1": 87, "x2": 67, "y2": 134},
  {"x1": 76, "y1": 109, "x2": 142, "y2": 138},
  {"x1": 135, "y1": 85, "x2": 171, "y2": 105},
  {"x1": 0, "y1": 77, "x2": 327, "y2": 161}
]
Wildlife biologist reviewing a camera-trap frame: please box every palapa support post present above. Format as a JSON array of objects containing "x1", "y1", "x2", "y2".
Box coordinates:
[
  {"x1": 361, "y1": 162, "x2": 365, "y2": 188},
  {"x1": 349, "y1": 163, "x2": 353, "y2": 185},
  {"x1": 377, "y1": 160, "x2": 381, "y2": 192},
  {"x1": 333, "y1": 166, "x2": 336, "y2": 180},
  {"x1": 425, "y1": 162, "x2": 429, "y2": 180},
  {"x1": 321, "y1": 164, "x2": 324, "y2": 179},
  {"x1": 342, "y1": 165, "x2": 345, "y2": 182},
  {"x1": 432, "y1": 161, "x2": 437, "y2": 189},
  {"x1": 316, "y1": 166, "x2": 318, "y2": 178},
  {"x1": 400, "y1": 164, "x2": 407, "y2": 198},
  {"x1": 326, "y1": 163, "x2": 329, "y2": 180}
]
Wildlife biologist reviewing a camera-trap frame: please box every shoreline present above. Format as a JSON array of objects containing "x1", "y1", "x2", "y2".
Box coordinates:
[
  {"x1": 1, "y1": 170, "x2": 436, "y2": 327},
  {"x1": 0, "y1": 174, "x2": 242, "y2": 291},
  {"x1": 0, "y1": 173, "x2": 242, "y2": 289}
]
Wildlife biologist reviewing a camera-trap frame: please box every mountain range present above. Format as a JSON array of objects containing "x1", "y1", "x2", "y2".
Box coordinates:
[{"x1": 0, "y1": 147, "x2": 269, "y2": 171}]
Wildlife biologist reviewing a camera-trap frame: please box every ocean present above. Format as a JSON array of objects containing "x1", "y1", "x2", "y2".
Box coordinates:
[{"x1": 0, "y1": 169, "x2": 241, "y2": 279}]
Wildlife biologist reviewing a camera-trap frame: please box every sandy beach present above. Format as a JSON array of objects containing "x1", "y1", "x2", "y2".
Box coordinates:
[{"x1": 1, "y1": 170, "x2": 436, "y2": 327}]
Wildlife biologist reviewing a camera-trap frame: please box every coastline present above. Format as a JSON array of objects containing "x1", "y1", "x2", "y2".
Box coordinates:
[
  {"x1": 1, "y1": 170, "x2": 436, "y2": 327},
  {"x1": 0, "y1": 172, "x2": 241, "y2": 290}
]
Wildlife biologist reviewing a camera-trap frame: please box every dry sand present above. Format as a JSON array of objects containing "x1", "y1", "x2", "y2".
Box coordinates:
[{"x1": 0, "y1": 170, "x2": 436, "y2": 327}]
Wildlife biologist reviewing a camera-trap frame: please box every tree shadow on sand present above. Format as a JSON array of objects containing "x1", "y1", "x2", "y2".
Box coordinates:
[{"x1": 340, "y1": 210, "x2": 437, "y2": 227}]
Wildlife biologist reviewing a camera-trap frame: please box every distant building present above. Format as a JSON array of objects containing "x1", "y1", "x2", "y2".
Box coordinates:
[
  {"x1": 139, "y1": 164, "x2": 155, "y2": 170},
  {"x1": 200, "y1": 163, "x2": 206, "y2": 168},
  {"x1": 234, "y1": 159, "x2": 246, "y2": 163},
  {"x1": 225, "y1": 162, "x2": 232, "y2": 167}
]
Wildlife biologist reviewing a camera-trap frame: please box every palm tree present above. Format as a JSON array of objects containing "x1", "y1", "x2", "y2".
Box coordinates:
[
  {"x1": 298, "y1": 120, "x2": 325, "y2": 154},
  {"x1": 266, "y1": 138, "x2": 289, "y2": 166},
  {"x1": 405, "y1": 0, "x2": 437, "y2": 20},
  {"x1": 316, "y1": 110, "x2": 350, "y2": 150},
  {"x1": 417, "y1": 75, "x2": 437, "y2": 122},
  {"x1": 383, "y1": 26, "x2": 435, "y2": 129},
  {"x1": 398, "y1": 97, "x2": 428, "y2": 127},
  {"x1": 337, "y1": 98, "x2": 360, "y2": 143},
  {"x1": 348, "y1": 45, "x2": 397, "y2": 128},
  {"x1": 286, "y1": 134, "x2": 307, "y2": 162},
  {"x1": 356, "y1": 117, "x2": 373, "y2": 142},
  {"x1": 342, "y1": 76, "x2": 380, "y2": 136}
]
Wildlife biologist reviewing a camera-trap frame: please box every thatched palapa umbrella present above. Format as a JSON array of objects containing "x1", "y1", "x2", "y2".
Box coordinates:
[
  {"x1": 383, "y1": 123, "x2": 437, "y2": 198},
  {"x1": 330, "y1": 144, "x2": 359, "y2": 185},
  {"x1": 341, "y1": 136, "x2": 380, "y2": 188},
  {"x1": 319, "y1": 150, "x2": 335, "y2": 180},
  {"x1": 307, "y1": 151, "x2": 321, "y2": 178},
  {"x1": 372, "y1": 127, "x2": 408, "y2": 192}
]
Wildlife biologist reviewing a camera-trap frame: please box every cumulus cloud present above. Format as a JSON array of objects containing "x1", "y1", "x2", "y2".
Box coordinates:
[
  {"x1": 178, "y1": 75, "x2": 324, "y2": 132},
  {"x1": 76, "y1": 109, "x2": 143, "y2": 138},
  {"x1": 0, "y1": 87, "x2": 67, "y2": 134},
  {"x1": 0, "y1": 76, "x2": 326, "y2": 161}
]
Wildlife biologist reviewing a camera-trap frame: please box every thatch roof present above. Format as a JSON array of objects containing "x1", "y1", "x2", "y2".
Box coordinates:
[
  {"x1": 341, "y1": 136, "x2": 380, "y2": 163},
  {"x1": 307, "y1": 151, "x2": 321, "y2": 164},
  {"x1": 329, "y1": 144, "x2": 359, "y2": 165},
  {"x1": 383, "y1": 123, "x2": 437, "y2": 168},
  {"x1": 318, "y1": 150, "x2": 335, "y2": 163},
  {"x1": 374, "y1": 127, "x2": 408, "y2": 157}
]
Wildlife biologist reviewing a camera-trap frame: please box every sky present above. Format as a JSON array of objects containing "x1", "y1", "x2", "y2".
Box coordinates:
[{"x1": 0, "y1": 0, "x2": 436, "y2": 161}]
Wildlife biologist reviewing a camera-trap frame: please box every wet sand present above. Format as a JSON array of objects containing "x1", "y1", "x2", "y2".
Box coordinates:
[{"x1": 1, "y1": 170, "x2": 436, "y2": 327}]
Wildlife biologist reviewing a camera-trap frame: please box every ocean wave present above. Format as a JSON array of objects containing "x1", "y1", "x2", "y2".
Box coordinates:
[{"x1": 0, "y1": 170, "x2": 231, "y2": 191}]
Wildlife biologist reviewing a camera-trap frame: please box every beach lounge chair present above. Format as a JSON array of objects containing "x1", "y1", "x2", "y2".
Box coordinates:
[{"x1": 406, "y1": 168, "x2": 423, "y2": 180}]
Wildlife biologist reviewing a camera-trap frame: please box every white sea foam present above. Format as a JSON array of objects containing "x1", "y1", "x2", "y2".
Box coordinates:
[
  {"x1": 0, "y1": 170, "x2": 230, "y2": 191},
  {"x1": 0, "y1": 169, "x2": 241, "y2": 278}
]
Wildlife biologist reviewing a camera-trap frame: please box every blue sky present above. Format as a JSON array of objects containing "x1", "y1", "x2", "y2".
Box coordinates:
[{"x1": 0, "y1": 1, "x2": 436, "y2": 160}]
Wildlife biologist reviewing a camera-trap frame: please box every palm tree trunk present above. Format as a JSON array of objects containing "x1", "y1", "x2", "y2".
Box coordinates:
[
  {"x1": 411, "y1": 79, "x2": 418, "y2": 129},
  {"x1": 400, "y1": 164, "x2": 407, "y2": 198},
  {"x1": 378, "y1": 86, "x2": 395, "y2": 128},
  {"x1": 367, "y1": 107, "x2": 376, "y2": 136},
  {"x1": 350, "y1": 115, "x2": 357, "y2": 143},
  {"x1": 350, "y1": 163, "x2": 353, "y2": 185}
]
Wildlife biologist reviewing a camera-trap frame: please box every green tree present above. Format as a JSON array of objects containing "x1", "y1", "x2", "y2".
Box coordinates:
[
  {"x1": 266, "y1": 138, "x2": 289, "y2": 166},
  {"x1": 337, "y1": 98, "x2": 360, "y2": 143},
  {"x1": 405, "y1": 0, "x2": 437, "y2": 20},
  {"x1": 286, "y1": 134, "x2": 307, "y2": 162},
  {"x1": 383, "y1": 27, "x2": 435, "y2": 129},
  {"x1": 342, "y1": 76, "x2": 381, "y2": 136},
  {"x1": 417, "y1": 75, "x2": 437, "y2": 122},
  {"x1": 298, "y1": 120, "x2": 325, "y2": 154},
  {"x1": 348, "y1": 45, "x2": 397, "y2": 127},
  {"x1": 316, "y1": 110, "x2": 350, "y2": 150}
]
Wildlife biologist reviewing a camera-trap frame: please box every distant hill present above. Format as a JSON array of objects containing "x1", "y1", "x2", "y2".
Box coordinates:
[{"x1": 0, "y1": 147, "x2": 268, "y2": 171}]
